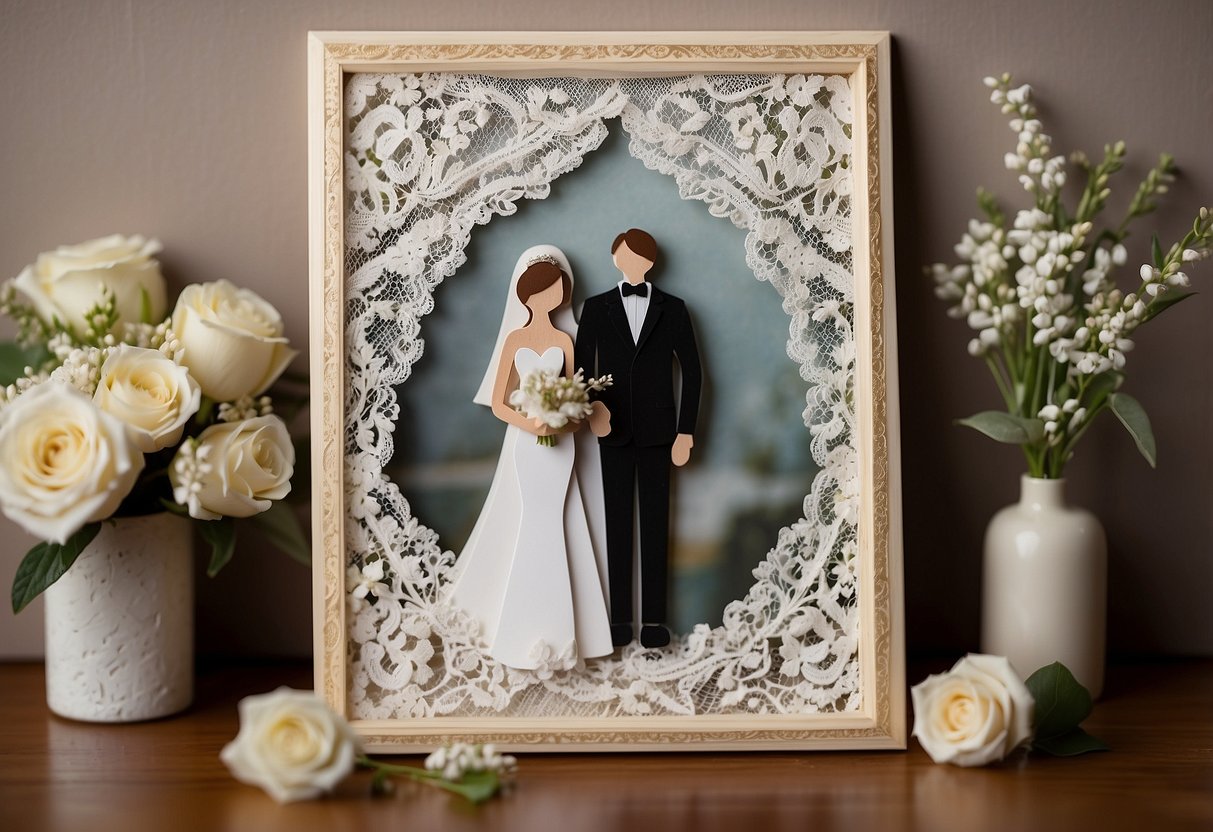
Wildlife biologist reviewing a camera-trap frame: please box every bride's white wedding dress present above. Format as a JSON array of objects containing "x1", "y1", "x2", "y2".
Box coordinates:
[{"x1": 449, "y1": 345, "x2": 613, "y2": 670}]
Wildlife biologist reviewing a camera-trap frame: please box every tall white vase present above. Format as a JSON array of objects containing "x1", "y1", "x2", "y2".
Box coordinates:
[
  {"x1": 44, "y1": 513, "x2": 194, "y2": 722},
  {"x1": 981, "y1": 476, "x2": 1107, "y2": 698}
]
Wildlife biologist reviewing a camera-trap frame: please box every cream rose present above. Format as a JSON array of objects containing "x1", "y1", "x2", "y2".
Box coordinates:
[
  {"x1": 13, "y1": 234, "x2": 167, "y2": 331},
  {"x1": 0, "y1": 382, "x2": 144, "y2": 543},
  {"x1": 170, "y1": 414, "x2": 293, "y2": 520},
  {"x1": 220, "y1": 687, "x2": 359, "y2": 803},
  {"x1": 171, "y1": 280, "x2": 297, "y2": 402},
  {"x1": 93, "y1": 345, "x2": 201, "y2": 452},
  {"x1": 911, "y1": 654, "x2": 1035, "y2": 767}
]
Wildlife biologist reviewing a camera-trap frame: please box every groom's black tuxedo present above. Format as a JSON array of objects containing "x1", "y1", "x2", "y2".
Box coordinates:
[{"x1": 574, "y1": 284, "x2": 702, "y2": 632}]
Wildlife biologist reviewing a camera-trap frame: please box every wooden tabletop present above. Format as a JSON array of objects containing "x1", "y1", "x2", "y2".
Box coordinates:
[{"x1": 1, "y1": 660, "x2": 1210, "y2": 831}]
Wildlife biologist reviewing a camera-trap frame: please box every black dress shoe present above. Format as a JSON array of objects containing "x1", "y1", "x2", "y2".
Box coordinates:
[
  {"x1": 639, "y1": 624, "x2": 670, "y2": 648},
  {"x1": 610, "y1": 623, "x2": 634, "y2": 646}
]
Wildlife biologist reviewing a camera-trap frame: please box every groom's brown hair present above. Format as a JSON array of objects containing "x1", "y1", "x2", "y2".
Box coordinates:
[{"x1": 611, "y1": 228, "x2": 657, "y2": 263}]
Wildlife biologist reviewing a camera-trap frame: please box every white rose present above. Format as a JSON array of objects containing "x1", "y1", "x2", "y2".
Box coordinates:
[
  {"x1": 13, "y1": 234, "x2": 167, "y2": 331},
  {"x1": 220, "y1": 687, "x2": 359, "y2": 803},
  {"x1": 93, "y1": 345, "x2": 202, "y2": 452},
  {"x1": 171, "y1": 280, "x2": 297, "y2": 402},
  {"x1": 911, "y1": 654, "x2": 1035, "y2": 767},
  {"x1": 0, "y1": 382, "x2": 144, "y2": 543},
  {"x1": 170, "y1": 414, "x2": 293, "y2": 519}
]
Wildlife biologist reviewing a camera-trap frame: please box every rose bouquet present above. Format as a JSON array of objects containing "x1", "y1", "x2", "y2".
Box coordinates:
[
  {"x1": 929, "y1": 75, "x2": 1213, "y2": 477},
  {"x1": 0, "y1": 235, "x2": 309, "y2": 612},
  {"x1": 509, "y1": 367, "x2": 611, "y2": 446}
]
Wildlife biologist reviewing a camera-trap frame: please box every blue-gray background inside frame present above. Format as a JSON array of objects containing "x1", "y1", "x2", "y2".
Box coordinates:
[{"x1": 386, "y1": 122, "x2": 821, "y2": 631}]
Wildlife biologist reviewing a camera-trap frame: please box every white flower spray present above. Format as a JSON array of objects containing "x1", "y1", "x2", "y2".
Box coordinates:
[{"x1": 929, "y1": 74, "x2": 1213, "y2": 478}]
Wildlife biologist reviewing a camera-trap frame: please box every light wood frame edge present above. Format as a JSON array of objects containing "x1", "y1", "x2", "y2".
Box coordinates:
[{"x1": 307, "y1": 30, "x2": 903, "y2": 753}]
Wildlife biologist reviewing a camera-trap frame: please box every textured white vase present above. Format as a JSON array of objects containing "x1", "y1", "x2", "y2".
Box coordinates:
[
  {"x1": 44, "y1": 513, "x2": 194, "y2": 722},
  {"x1": 981, "y1": 476, "x2": 1107, "y2": 698}
]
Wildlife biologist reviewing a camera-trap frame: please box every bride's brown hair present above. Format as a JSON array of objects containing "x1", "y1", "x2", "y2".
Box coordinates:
[{"x1": 516, "y1": 261, "x2": 571, "y2": 322}]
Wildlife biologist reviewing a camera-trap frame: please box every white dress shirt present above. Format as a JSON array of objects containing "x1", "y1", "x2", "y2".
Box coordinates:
[{"x1": 618, "y1": 280, "x2": 650, "y2": 343}]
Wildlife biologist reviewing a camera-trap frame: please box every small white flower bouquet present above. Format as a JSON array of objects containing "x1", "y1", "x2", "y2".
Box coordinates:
[
  {"x1": 929, "y1": 75, "x2": 1212, "y2": 477},
  {"x1": 509, "y1": 367, "x2": 611, "y2": 446},
  {"x1": 0, "y1": 234, "x2": 309, "y2": 612}
]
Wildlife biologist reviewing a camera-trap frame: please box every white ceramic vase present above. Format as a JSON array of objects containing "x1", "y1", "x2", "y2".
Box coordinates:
[
  {"x1": 981, "y1": 475, "x2": 1107, "y2": 698},
  {"x1": 44, "y1": 513, "x2": 194, "y2": 722}
]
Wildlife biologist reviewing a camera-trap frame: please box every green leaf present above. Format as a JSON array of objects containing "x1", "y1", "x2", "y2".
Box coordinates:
[
  {"x1": 429, "y1": 771, "x2": 500, "y2": 805},
  {"x1": 1025, "y1": 662, "x2": 1093, "y2": 740},
  {"x1": 139, "y1": 286, "x2": 154, "y2": 325},
  {"x1": 1083, "y1": 371, "x2": 1123, "y2": 405},
  {"x1": 0, "y1": 341, "x2": 50, "y2": 386},
  {"x1": 158, "y1": 498, "x2": 192, "y2": 518},
  {"x1": 1144, "y1": 289, "x2": 1197, "y2": 322},
  {"x1": 956, "y1": 411, "x2": 1045, "y2": 444},
  {"x1": 1108, "y1": 392, "x2": 1157, "y2": 467},
  {"x1": 195, "y1": 397, "x2": 215, "y2": 426},
  {"x1": 1151, "y1": 234, "x2": 1164, "y2": 268},
  {"x1": 11, "y1": 523, "x2": 102, "y2": 613},
  {"x1": 249, "y1": 501, "x2": 310, "y2": 566},
  {"x1": 1033, "y1": 726, "x2": 1110, "y2": 756},
  {"x1": 198, "y1": 518, "x2": 236, "y2": 577}
]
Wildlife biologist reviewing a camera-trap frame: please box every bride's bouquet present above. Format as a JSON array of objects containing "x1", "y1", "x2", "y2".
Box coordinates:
[{"x1": 510, "y1": 367, "x2": 611, "y2": 446}]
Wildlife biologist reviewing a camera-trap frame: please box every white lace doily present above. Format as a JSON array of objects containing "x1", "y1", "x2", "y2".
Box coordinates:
[{"x1": 342, "y1": 73, "x2": 859, "y2": 718}]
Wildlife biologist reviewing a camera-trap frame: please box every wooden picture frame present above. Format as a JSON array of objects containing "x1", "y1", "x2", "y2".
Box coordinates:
[{"x1": 309, "y1": 30, "x2": 903, "y2": 752}]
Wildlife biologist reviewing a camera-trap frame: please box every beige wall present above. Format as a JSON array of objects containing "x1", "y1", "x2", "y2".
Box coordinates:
[{"x1": 1, "y1": 0, "x2": 1210, "y2": 659}]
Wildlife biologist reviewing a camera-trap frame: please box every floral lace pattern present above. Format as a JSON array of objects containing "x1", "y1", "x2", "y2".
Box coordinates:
[{"x1": 343, "y1": 73, "x2": 860, "y2": 718}]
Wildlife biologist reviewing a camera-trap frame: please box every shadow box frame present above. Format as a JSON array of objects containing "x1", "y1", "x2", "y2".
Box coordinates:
[{"x1": 308, "y1": 30, "x2": 904, "y2": 752}]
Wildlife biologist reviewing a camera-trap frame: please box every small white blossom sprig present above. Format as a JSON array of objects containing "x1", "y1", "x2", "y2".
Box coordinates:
[
  {"x1": 358, "y1": 743, "x2": 517, "y2": 804},
  {"x1": 0, "y1": 284, "x2": 182, "y2": 410},
  {"x1": 218, "y1": 394, "x2": 274, "y2": 422},
  {"x1": 928, "y1": 73, "x2": 1213, "y2": 479},
  {"x1": 0, "y1": 281, "x2": 52, "y2": 346},
  {"x1": 509, "y1": 367, "x2": 611, "y2": 447},
  {"x1": 170, "y1": 438, "x2": 213, "y2": 518}
]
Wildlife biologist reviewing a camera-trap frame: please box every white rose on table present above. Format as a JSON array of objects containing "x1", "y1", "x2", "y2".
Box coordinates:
[
  {"x1": 0, "y1": 382, "x2": 144, "y2": 543},
  {"x1": 13, "y1": 234, "x2": 167, "y2": 330},
  {"x1": 911, "y1": 653, "x2": 1035, "y2": 767},
  {"x1": 93, "y1": 345, "x2": 201, "y2": 453},
  {"x1": 221, "y1": 687, "x2": 359, "y2": 803},
  {"x1": 171, "y1": 280, "x2": 297, "y2": 402},
  {"x1": 170, "y1": 414, "x2": 293, "y2": 520}
]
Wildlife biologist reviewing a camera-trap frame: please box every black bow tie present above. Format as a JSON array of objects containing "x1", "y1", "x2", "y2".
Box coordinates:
[{"x1": 620, "y1": 283, "x2": 649, "y2": 298}]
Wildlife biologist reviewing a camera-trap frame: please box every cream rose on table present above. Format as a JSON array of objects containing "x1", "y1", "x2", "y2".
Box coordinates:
[
  {"x1": 221, "y1": 688, "x2": 359, "y2": 804},
  {"x1": 221, "y1": 688, "x2": 517, "y2": 804},
  {"x1": 171, "y1": 279, "x2": 297, "y2": 402},
  {"x1": 169, "y1": 414, "x2": 294, "y2": 520},
  {"x1": 0, "y1": 382, "x2": 144, "y2": 543},
  {"x1": 12, "y1": 234, "x2": 167, "y2": 331},
  {"x1": 911, "y1": 653, "x2": 1035, "y2": 767},
  {"x1": 93, "y1": 345, "x2": 202, "y2": 452}
]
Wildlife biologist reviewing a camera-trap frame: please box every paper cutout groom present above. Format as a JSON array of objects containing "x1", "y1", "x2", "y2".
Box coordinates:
[{"x1": 575, "y1": 228, "x2": 702, "y2": 649}]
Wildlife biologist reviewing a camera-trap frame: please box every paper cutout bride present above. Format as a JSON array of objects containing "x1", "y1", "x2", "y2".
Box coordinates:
[{"x1": 447, "y1": 245, "x2": 614, "y2": 671}]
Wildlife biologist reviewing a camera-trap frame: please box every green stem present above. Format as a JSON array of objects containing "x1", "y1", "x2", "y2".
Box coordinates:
[
  {"x1": 1057, "y1": 401, "x2": 1109, "y2": 464},
  {"x1": 357, "y1": 755, "x2": 437, "y2": 780},
  {"x1": 984, "y1": 354, "x2": 1016, "y2": 411},
  {"x1": 1028, "y1": 346, "x2": 1047, "y2": 419}
]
